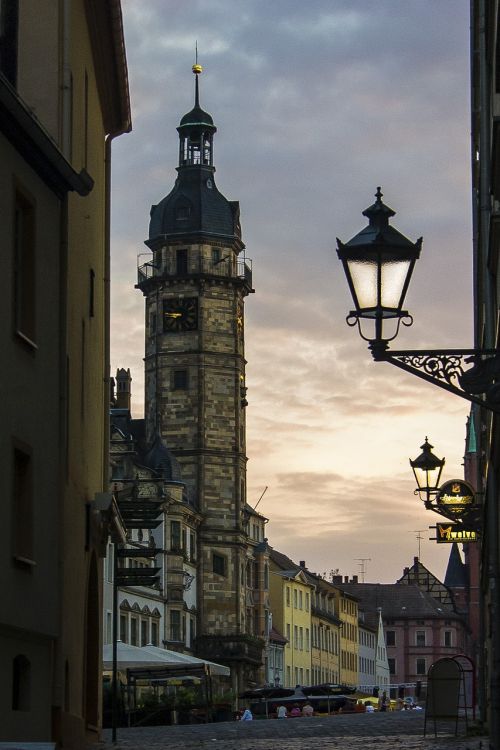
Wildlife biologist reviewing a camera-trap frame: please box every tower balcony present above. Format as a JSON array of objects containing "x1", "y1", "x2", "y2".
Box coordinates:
[{"x1": 136, "y1": 254, "x2": 253, "y2": 292}]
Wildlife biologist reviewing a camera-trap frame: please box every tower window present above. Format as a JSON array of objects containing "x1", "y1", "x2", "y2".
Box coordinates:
[
  {"x1": 175, "y1": 205, "x2": 190, "y2": 221},
  {"x1": 173, "y1": 369, "x2": 188, "y2": 390},
  {"x1": 213, "y1": 553, "x2": 226, "y2": 577},
  {"x1": 176, "y1": 248, "x2": 188, "y2": 275}
]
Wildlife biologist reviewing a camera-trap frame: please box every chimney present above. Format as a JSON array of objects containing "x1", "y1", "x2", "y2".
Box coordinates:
[
  {"x1": 331, "y1": 575, "x2": 342, "y2": 585},
  {"x1": 299, "y1": 561, "x2": 306, "y2": 568},
  {"x1": 404, "y1": 567, "x2": 410, "y2": 575},
  {"x1": 414, "y1": 556, "x2": 419, "y2": 566},
  {"x1": 344, "y1": 576, "x2": 349, "y2": 583},
  {"x1": 115, "y1": 368, "x2": 132, "y2": 411},
  {"x1": 352, "y1": 575, "x2": 358, "y2": 583}
]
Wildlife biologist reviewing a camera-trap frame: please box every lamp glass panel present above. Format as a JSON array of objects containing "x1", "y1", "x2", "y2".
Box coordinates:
[
  {"x1": 347, "y1": 260, "x2": 378, "y2": 309},
  {"x1": 413, "y1": 464, "x2": 441, "y2": 492},
  {"x1": 380, "y1": 260, "x2": 411, "y2": 309}
]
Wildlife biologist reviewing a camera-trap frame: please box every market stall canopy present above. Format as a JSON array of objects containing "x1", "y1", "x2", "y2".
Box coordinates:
[{"x1": 102, "y1": 642, "x2": 230, "y2": 676}]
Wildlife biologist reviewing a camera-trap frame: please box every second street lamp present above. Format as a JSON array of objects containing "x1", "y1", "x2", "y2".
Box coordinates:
[
  {"x1": 337, "y1": 188, "x2": 500, "y2": 413},
  {"x1": 409, "y1": 437, "x2": 445, "y2": 508}
]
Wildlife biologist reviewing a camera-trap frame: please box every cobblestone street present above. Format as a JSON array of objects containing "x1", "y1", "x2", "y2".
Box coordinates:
[{"x1": 102, "y1": 712, "x2": 488, "y2": 750}]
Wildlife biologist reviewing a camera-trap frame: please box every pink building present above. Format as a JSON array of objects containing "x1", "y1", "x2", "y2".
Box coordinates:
[{"x1": 342, "y1": 580, "x2": 468, "y2": 697}]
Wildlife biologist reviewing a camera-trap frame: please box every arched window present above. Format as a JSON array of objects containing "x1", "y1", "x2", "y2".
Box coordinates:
[{"x1": 12, "y1": 654, "x2": 30, "y2": 711}]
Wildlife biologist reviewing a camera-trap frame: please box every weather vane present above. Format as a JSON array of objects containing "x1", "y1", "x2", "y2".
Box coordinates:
[{"x1": 193, "y1": 41, "x2": 202, "y2": 75}]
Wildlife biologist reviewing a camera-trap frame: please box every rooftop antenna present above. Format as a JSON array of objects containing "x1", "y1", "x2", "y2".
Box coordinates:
[
  {"x1": 411, "y1": 530, "x2": 426, "y2": 559},
  {"x1": 355, "y1": 558, "x2": 371, "y2": 583},
  {"x1": 253, "y1": 486, "x2": 268, "y2": 511}
]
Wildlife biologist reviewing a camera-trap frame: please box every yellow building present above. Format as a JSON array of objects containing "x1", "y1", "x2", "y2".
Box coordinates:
[
  {"x1": 1, "y1": 2, "x2": 130, "y2": 747},
  {"x1": 310, "y1": 577, "x2": 341, "y2": 685},
  {"x1": 269, "y1": 552, "x2": 313, "y2": 687},
  {"x1": 331, "y1": 582, "x2": 360, "y2": 688}
]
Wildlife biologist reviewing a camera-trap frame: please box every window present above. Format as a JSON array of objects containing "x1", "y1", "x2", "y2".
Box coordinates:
[
  {"x1": 264, "y1": 563, "x2": 269, "y2": 589},
  {"x1": 293, "y1": 589, "x2": 297, "y2": 608},
  {"x1": 189, "y1": 616, "x2": 196, "y2": 648},
  {"x1": 189, "y1": 531, "x2": 196, "y2": 561},
  {"x1": 306, "y1": 628, "x2": 310, "y2": 652},
  {"x1": 299, "y1": 590, "x2": 303, "y2": 609},
  {"x1": 171, "y1": 521, "x2": 181, "y2": 550},
  {"x1": 12, "y1": 442, "x2": 34, "y2": 565},
  {"x1": 212, "y1": 247, "x2": 221, "y2": 264},
  {"x1": 286, "y1": 623, "x2": 290, "y2": 646},
  {"x1": 170, "y1": 610, "x2": 182, "y2": 641},
  {"x1": 120, "y1": 614, "x2": 127, "y2": 642},
  {"x1": 286, "y1": 587, "x2": 290, "y2": 606},
  {"x1": 130, "y1": 618, "x2": 138, "y2": 646},
  {"x1": 151, "y1": 621, "x2": 159, "y2": 647},
  {"x1": 444, "y1": 630, "x2": 452, "y2": 647},
  {"x1": 141, "y1": 619, "x2": 148, "y2": 647},
  {"x1": 286, "y1": 666, "x2": 291, "y2": 685},
  {"x1": 0, "y1": 0, "x2": 18, "y2": 85},
  {"x1": 416, "y1": 658, "x2": 426, "y2": 675},
  {"x1": 294, "y1": 625, "x2": 298, "y2": 648},
  {"x1": 12, "y1": 655, "x2": 30, "y2": 711},
  {"x1": 213, "y1": 553, "x2": 226, "y2": 576},
  {"x1": 299, "y1": 627, "x2": 303, "y2": 650},
  {"x1": 386, "y1": 630, "x2": 396, "y2": 646},
  {"x1": 305, "y1": 592, "x2": 309, "y2": 612},
  {"x1": 173, "y1": 369, "x2": 188, "y2": 390},
  {"x1": 388, "y1": 658, "x2": 396, "y2": 675},
  {"x1": 13, "y1": 188, "x2": 36, "y2": 344},
  {"x1": 416, "y1": 630, "x2": 426, "y2": 647},
  {"x1": 176, "y1": 248, "x2": 188, "y2": 274}
]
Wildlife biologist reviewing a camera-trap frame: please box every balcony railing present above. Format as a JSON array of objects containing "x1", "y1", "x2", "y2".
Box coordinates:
[
  {"x1": 137, "y1": 255, "x2": 253, "y2": 288},
  {"x1": 195, "y1": 634, "x2": 264, "y2": 665}
]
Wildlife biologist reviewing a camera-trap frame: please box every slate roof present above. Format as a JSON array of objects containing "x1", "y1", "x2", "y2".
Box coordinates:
[
  {"x1": 339, "y1": 583, "x2": 462, "y2": 621},
  {"x1": 444, "y1": 543, "x2": 467, "y2": 588},
  {"x1": 148, "y1": 171, "x2": 239, "y2": 243}
]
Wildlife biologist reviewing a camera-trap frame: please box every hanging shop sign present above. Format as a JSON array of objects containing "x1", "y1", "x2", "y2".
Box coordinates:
[
  {"x1": 435, "y1": 479, "x2": 475, "y2": 520},
  {"x1": 435, "y1": 523, "x2": 480, "y2": 543}
]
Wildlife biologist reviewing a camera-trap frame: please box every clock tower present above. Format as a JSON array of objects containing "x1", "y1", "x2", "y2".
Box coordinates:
[{"x1": 136, "y1": 65, "x2": 266, "y2": 689}]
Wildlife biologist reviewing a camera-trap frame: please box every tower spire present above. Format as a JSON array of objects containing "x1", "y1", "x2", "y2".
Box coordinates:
[{"x1": 192, "y1": 44, "x2": 202, "y2": 108}]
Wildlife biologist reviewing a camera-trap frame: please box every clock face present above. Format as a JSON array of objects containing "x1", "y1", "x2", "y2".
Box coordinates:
[{"x1": 163, "y1": 297, "x2": 198, "y2": 332}]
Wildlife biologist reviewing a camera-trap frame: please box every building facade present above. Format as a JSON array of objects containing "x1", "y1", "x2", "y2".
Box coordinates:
[
  {"x1": 0, "y1": 1, "x2": 130, "y2": 746},
  {"x1": 341, "y1": 581, "x2": 468, "y2": 699}
]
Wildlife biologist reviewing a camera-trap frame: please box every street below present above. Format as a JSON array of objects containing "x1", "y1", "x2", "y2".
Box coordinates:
[{"x1": 102, "y1": 711, "x2": 487, "y2": 750}]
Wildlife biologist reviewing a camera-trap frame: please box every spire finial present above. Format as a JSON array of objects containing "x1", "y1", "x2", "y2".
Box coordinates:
[
  {"x1": 375, "y1": 186, "x2": 383, "y2": 202},
  {"x1": 192, "y1": 43, "x2": 203, "y2": 107}
]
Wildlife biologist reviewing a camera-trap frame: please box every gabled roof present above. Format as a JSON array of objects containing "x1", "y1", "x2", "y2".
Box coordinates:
[{"x1": 340, "y1": 583, "x2": 461, "y2": 621}]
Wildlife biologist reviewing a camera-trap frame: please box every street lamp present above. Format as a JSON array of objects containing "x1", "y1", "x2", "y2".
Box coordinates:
[
  {"x1": 337, "y1": 188, "x2": 500, "y2": 413},
  {"x1": 409, "y1": 437, "x2": 445, "y2": 507}
]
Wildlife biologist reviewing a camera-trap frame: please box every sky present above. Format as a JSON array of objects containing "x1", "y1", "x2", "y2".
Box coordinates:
[{"x1": 111, "y1": 0, "x2": 472, "y2": 584}]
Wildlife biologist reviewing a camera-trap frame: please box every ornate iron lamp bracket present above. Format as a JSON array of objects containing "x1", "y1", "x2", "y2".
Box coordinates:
[{"x1": 373, "y1": 348, "x2": 500, "y2": 413}]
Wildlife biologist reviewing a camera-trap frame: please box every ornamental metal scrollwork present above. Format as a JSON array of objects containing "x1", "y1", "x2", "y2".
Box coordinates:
[
  {"x1": 398, "y1": 353, "x2": 465, "y2": 387},
  {"x1": 382, "y1": 350, "x2": 500, "y2": 413}
]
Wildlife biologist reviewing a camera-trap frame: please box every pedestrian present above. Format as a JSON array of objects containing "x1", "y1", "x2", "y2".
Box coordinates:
[
  {"x1": 378, "y1": 691, "x2": 389, "y2": 712},
  {"x1": 302, "y1": 701, "x2": 314, "y2": 717},
  {"x1": 240, "y1": 707, "x2": 253, "y2": 721},
  {"x1": 290, "y1": 703, "x2": 301, "y2": 717},
  {"x1": 277, "y1": 704, "x2": 287, "y2": 719}
]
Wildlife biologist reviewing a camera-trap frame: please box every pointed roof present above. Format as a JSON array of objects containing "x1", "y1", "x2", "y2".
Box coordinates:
[
  {"x1": 397, "y1": 556, "x2": 454, "y2": 608},
  {"x1": 444, "y1": 543, "x2": 467, "y2": 588},
  {"x1": 142, "y1": 432, "x2": 183, "y2": 482}
]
